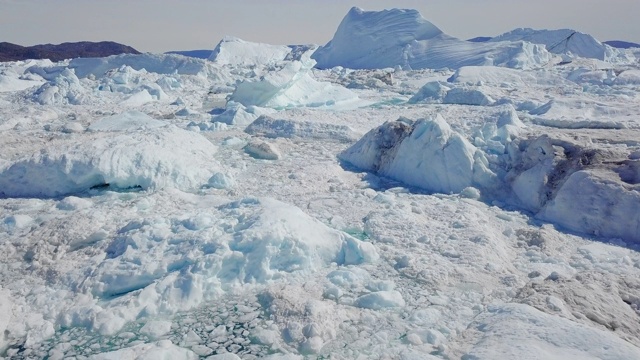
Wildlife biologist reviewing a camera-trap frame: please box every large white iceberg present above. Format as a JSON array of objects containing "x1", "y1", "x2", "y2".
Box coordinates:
[{"x1": 312, "y1": 7, "x2": 551, "y2": 70}]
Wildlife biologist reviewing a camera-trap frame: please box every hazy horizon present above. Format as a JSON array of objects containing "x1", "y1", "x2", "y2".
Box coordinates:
[{"x1": 1, "y1": 0, "x2": 639, "y2": 53}]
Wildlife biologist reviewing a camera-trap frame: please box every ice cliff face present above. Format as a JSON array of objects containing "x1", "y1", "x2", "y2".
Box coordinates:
[{"x1": 312, "y1": 7, "x2": 551, "y2": 70}]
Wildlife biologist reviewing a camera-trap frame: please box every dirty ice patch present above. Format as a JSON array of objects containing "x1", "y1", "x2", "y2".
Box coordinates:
[
  {"x1": 88, "y1": 111, "x2": 166, "y2": 132},
  {"x1": 460, "y1": 303, "x2": 640, "y2": 360},
  {"x1": 0, "y1": 126, "x2": 217, "y2": 198}
]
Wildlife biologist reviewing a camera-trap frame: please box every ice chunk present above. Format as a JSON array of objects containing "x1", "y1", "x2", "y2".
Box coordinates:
[
  {"x1": 245, "y1": 115, "x2": 358, "y2": 143},
  {"x1": 33, "y1": 68, "x2": 84, "y2": 105},
  {"x1": 244, "y1": 139, "x2": 281, "y2": 160},
  {"x1": 88, "y1": 111, "x2": 166, "y2": 132},
  {"x1": 0, "y1": 125, "x2": 217, "y2": 197},
  {"x1": 407, "y1": 81, "x2": 450, "y2": 103},
  {"x1": 89, "y1": 340, "x2": 197, "y2": 360},
  {"x1": 443, "y1": 87, "x2": 495, "y2": 106},
  {"x1": 121, "y1": 89, "x2": 155, "y2": 106},
  {"x1": 538, "y1": 170, "x2": 640, "y2": 243},
  {"x1": 140, "y1": 320, "x2": 172, "y2": 339},
  {"x1": 207, "y1": 172, "x2": 235, "y2": 189},
  {"x1": 56, "y1": 196, "x2": 93, "y2": 211},
  {"x1": 460, "y1": 303, "x2": 640, "y2": 360},
  {"x1": 448, "y1": 65, "x2": 538, "y2": 86},
  {"x1": 229, "y1": 59, "x2": 358, "y2": 109},
  {"x1": 0, "y1": 69, "x2": 43, "y2": 93},
  {"x1": 340, "y1": 116, "x2": 494, "y2": 194},
  {"x1": 211, "y1": 101, "x2": 274, "y2": 126},
  {"x1": 66, "y1": 53, "x2": 215, "y2": 78},
  {"x1": 0, "y1": 287, "x2": 11, "y2": 353},
  {"x1": 209, "y1": 36, "x2": 292, "y2": 67},
  {"x1": 355, "y1": 291, "x2": 405, "y2": 310}
]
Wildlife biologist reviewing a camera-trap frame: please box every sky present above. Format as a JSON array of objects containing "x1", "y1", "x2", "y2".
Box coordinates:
[{"x1": 1, "y1": 0, "x2": 639, "y2": 53}]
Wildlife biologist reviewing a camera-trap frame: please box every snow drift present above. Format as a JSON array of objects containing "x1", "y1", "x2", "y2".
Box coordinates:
[{"x1": 312, "y1": 7, "x2": 551, "y2": 70}]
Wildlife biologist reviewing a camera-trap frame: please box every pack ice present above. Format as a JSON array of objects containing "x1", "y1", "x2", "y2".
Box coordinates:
[{"x1": 1, "y1": 6, "x2": 640, "y2": 360}]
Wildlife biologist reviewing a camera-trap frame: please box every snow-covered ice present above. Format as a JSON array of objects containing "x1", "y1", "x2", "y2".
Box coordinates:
[{"x1": 1, "y1": 6, "x2": 640, "y2": 359}]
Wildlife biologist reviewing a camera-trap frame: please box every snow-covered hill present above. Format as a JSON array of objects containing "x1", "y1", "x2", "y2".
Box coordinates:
[
  {"x1": 312, "y1": 7, "x2": 552, "y2": 70},
  {"x1": 1, "y1": 7, "x2": 640, "y2": 360}
]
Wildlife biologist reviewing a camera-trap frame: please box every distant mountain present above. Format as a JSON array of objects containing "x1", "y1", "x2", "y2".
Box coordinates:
[
  {"x1": 0, "y1": 41, "x2": 140, "y2": 62},
  {"x1": 604, "y1": 40, "x2": 640, "y2": 49},
  {"x1": 467, "y1": 36, "x2": 492, "y2": 43},
  {"x1": 165, "y1": 50, "x2": 212, "y2": 59}
]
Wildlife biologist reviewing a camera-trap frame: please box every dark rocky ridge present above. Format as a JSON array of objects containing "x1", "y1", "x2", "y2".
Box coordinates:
[{"x1": 0, "y1": 41, "x2": 140, "y2": 62}]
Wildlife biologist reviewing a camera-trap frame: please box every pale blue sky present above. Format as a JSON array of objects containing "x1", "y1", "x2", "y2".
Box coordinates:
[{"x1": 1, "y1": 0, "x2": 638, "y2": 52}]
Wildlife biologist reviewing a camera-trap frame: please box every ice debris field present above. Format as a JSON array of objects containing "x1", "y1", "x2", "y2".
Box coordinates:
[{"x1": 2, "y1": 6, "x2": 640, "y2": 360}]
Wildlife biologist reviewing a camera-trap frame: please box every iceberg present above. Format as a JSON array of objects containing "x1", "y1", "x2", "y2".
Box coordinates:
[{"x1": 312, "y1": 7, "x2": 551, "y2": 70}]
